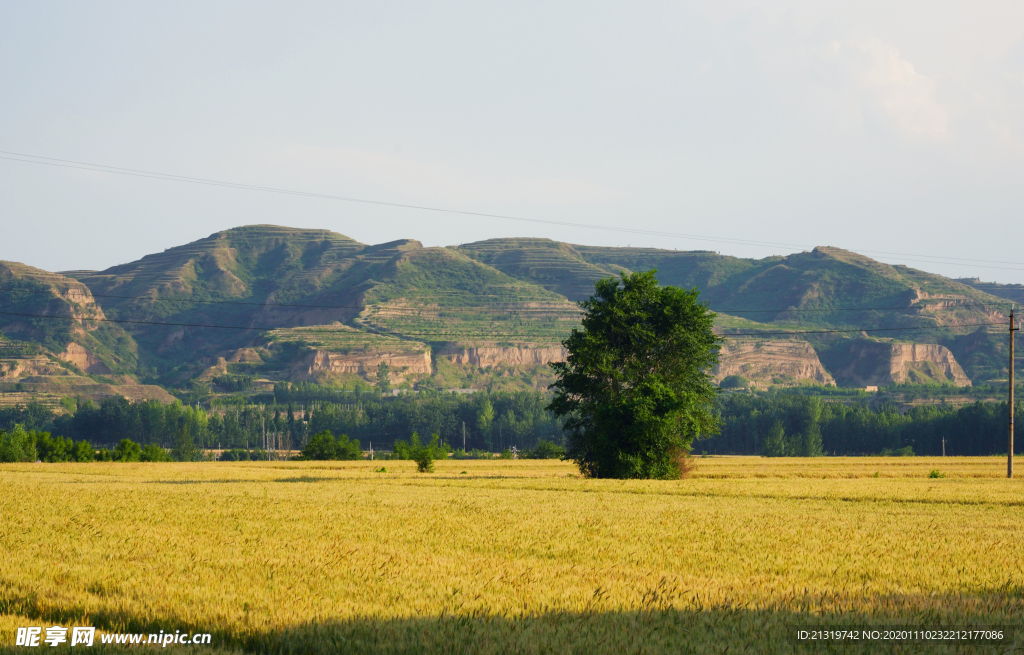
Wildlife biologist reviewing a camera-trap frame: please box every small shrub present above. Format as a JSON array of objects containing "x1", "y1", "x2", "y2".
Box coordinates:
[
  {"x1": 414, "y1": 451, "x2": 435, "y2": 473},
  {"x1": 720, "y1": 375, "x2": 749, "y2": 389},
  {"x1": 392, "y1": 433, "x2": 447, "y2": 473},
  {"x1": 219, "y1": 449, "x2": 250, "y2": 461},
  {"x1": 140, "y1": 444, "x2": 173, "y2": 462},
  {"x1": 928, "y1": 469, "x2": 946, "y2": 478},
  {"x1": 374, "y1": 467, "x2": 386, "y2": 473},
  {"x1": 525, "y1": 440, "x2": 566, "y2": 460},
  {"x1": 72, "y1": 440, "x2": 95, "y2": 462},
  {"x1": 301, "y1": 430, "x2": 362, "y2": 461},
  {"x1": 112, "y1": 439, "x2": 142, "y2": 463}
]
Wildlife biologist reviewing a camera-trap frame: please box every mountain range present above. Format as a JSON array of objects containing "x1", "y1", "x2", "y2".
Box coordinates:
[{"x1": 0, "y1": 225, "x2": 1017, "y2": 407}]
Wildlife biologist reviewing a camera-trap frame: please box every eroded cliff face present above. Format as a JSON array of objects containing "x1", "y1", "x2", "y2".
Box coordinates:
[
  {"x1": 0, "y1": 357, "x2": 69, "y2": 379},
  {"x1": 437, "y1": 345, "x2": 568, "y2": 368},
  {"x1": 831, "y1": 341, "x2": 971, "y2": 387},
  {"x1": 297, "y1": 349, "x2": 433, "y2": 381},
  {"x1": 714, "y1": 340, "x2": 835, "y2": 387},
  {"x1": 58, "y1": 343, "x2": 112, "y2": 374}
]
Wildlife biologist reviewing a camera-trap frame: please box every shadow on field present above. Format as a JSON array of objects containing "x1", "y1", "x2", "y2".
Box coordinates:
[
  {"x1": 237, "y1": 611, "x2": 1021, "y2": 655},
  {"x1": 4, "y1": 594, "x2": 1021, "y2": 655}
]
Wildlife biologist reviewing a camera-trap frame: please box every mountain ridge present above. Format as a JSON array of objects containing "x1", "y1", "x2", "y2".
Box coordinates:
[{"x1": 1, "y1": 225, "x2": 1014, "y2": 400}]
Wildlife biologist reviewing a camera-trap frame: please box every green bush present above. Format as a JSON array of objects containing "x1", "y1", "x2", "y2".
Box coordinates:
[
  {"x1": 141, "y1": 444, "x2": 173, "y2": 462},
  {"x1": 36, "y1": 433, "x2": 74, "y2": 462},
  {"x1": 112, "y1": 439, "x2": 142, "y2": 462},
  {"x1": 72, "y1": 440, "x2": 95, "y2": 462},
  {"x1": 301, "y1": 430, "x2": 362, "y2": 461},
  {"x1": 414, "y1": 449, "x2": 435, "y2": 473},
  {"x1": 525, "y1": 440, "x2": 566, "y2": 459},
  {"x1": 392, "y1": 432, "x2": 447, "y2": 472},
  {"x1": 928, "y1": 469, "x2": 946, "y2": 478},
  {"x1": 219, "y1": 449, "x2": 250, "y2": 461},
  {"x1": 0, "y1": 425, "x2": 39, "y2": 462},
  {"x1": 720, "y1": 375, "x2": 749, "y2": 389}
]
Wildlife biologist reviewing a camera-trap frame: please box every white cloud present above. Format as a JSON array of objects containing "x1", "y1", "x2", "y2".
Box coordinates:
[{"x1": 831, "y1": 39, "x2": 951, "y2": 139}]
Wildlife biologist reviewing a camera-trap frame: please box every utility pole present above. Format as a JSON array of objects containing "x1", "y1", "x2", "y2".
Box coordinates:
[
  {"x1": 1011, "y1": 306, "x2": 1019, "y2": 479},
  {"x1": 462, "y1": 421, "x2": 466, "y2": 452}
]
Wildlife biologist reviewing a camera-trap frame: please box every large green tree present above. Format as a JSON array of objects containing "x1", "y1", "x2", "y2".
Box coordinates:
[{"x1": 548, "y1": 271, "x2": 720, "y2": 479}]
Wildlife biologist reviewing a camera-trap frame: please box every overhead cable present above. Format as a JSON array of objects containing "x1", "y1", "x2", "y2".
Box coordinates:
[{"x1": 2, "y1": 149, "x2": 1023, "y2": 272}]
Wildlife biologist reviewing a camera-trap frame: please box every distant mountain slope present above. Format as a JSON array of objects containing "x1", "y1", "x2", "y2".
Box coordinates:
[
  {"x1": 0, "y1": 260, "x2": 137, "y2": 375},
  {"x1": 60, "y1": 226, "x2": 577, "y2": 385},
  {"x1": 955, "y1": 278, "x2": 1024, "y2": 305},
  {"x1": 1, "y1": 225, "x2": 1011, "y2": 394},
  {"x1": 458, "y1": 240, "x2": 1011, "y2": 383}
]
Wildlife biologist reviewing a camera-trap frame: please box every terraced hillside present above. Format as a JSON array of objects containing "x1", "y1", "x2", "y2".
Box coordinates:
[
  {"x1": 460, "y1": 239, "x2": 1012, "y2": 383},
  {"x1": 1, "y1": 226, "x2": 1015, "y2": 398},
  {"x1": 56, "y1": 226, "x2": 581, "y2": 389},
  {"x1": 0, "y1": 261, "x2": 175, "y2": 404}
]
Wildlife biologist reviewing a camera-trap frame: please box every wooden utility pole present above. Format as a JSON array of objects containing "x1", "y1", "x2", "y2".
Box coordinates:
[
  {"x1": 462, "y1": 421, "x2": 466, "y2": 452},
  {"x1": 1010, "y1": 306, "x2": 1019, "y2": 478}
]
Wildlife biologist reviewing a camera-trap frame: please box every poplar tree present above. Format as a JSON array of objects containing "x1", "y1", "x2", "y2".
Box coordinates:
[{"x1": 548, "y1": 271, "x2": 720, "y2": 479}]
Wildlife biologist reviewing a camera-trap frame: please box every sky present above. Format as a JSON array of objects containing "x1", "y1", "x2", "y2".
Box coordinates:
[{"x1": 2, "y1": 1, "x2": 1024, "y2": 282}]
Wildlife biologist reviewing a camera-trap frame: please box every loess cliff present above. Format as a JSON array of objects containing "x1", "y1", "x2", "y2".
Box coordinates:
[{"x1": 715, "y1": 340, "x2": 835, "y2": 387}]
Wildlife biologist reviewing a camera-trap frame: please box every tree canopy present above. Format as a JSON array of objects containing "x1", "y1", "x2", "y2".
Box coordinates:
[{"x1": 548, "y1": 271, "x2": 720, "y2": 479}]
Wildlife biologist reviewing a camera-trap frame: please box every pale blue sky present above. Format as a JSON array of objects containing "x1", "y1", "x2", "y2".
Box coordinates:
[{"x1": 2, "y1": 1, "x2": 1024, "y2": 282}]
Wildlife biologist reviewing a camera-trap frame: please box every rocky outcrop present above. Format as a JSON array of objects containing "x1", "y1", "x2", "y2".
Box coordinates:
[
  {"x1": 438, "y1": 346, "x2": 568, "y2": 368},
  {"x1": 831, "y1": 341, "x2": 971, "y2": 387},
  {"x1": 58, "y1": 343, "x2": 112, "y2": 374},
  {"x1": 0, "y1": 357, "x2": 70, "y2": 379},
  {"x1": 715, "y1": 340, "x2": 834, "y2": 387},
  {"x1": 298, "y1": 349, "x2": 433, "y2": 380}
]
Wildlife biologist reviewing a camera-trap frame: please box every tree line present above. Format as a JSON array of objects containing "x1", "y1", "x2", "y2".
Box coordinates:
[
  {"x1": 3, "y1": 389, "x2": 1020, "y2": 460},
  {"x1": 702, "y1": 393, "x2": 1024, "y2": 456},
  {"x1": 0, "y1": 389, "x2": 564, "y2": 453}
]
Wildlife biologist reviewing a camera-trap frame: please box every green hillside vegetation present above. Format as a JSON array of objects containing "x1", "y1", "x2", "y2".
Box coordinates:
[
  {"x1": 0, "y1": 261, "x2": 138, "y2": 377},
  {"x1": 358, "y1": 246, "x2": 579, "y2": 346},
  {"x1": 0, "y1": 225, "x2": 1016, "y2": 402},
  {"x1": 459, "y1": 240, "x2": 1012, "y2": 382}
]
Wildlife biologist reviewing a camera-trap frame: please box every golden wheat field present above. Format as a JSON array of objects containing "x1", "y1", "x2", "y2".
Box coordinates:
[{"x1": 1, "y1": 456, "x2": 1022, "y2": 654}]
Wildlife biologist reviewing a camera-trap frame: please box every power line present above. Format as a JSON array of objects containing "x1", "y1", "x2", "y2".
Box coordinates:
[{"x1": 2, "y1": 149, "x2": 1023, "y2": 273}]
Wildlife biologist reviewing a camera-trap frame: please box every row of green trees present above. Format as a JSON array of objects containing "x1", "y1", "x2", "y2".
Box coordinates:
[
  {"x1": 297, "y1": 428, "x2": 567, "y2": 464},
  {"x1": 702, "y1": 393, "x2": 1024, "y2": 456},
  {"x1": 0, "y1": 389, "x2": 564, "y2": 453},
  {"x1": 0, "y1": 425, "x2": 179, "y2": 463}
]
